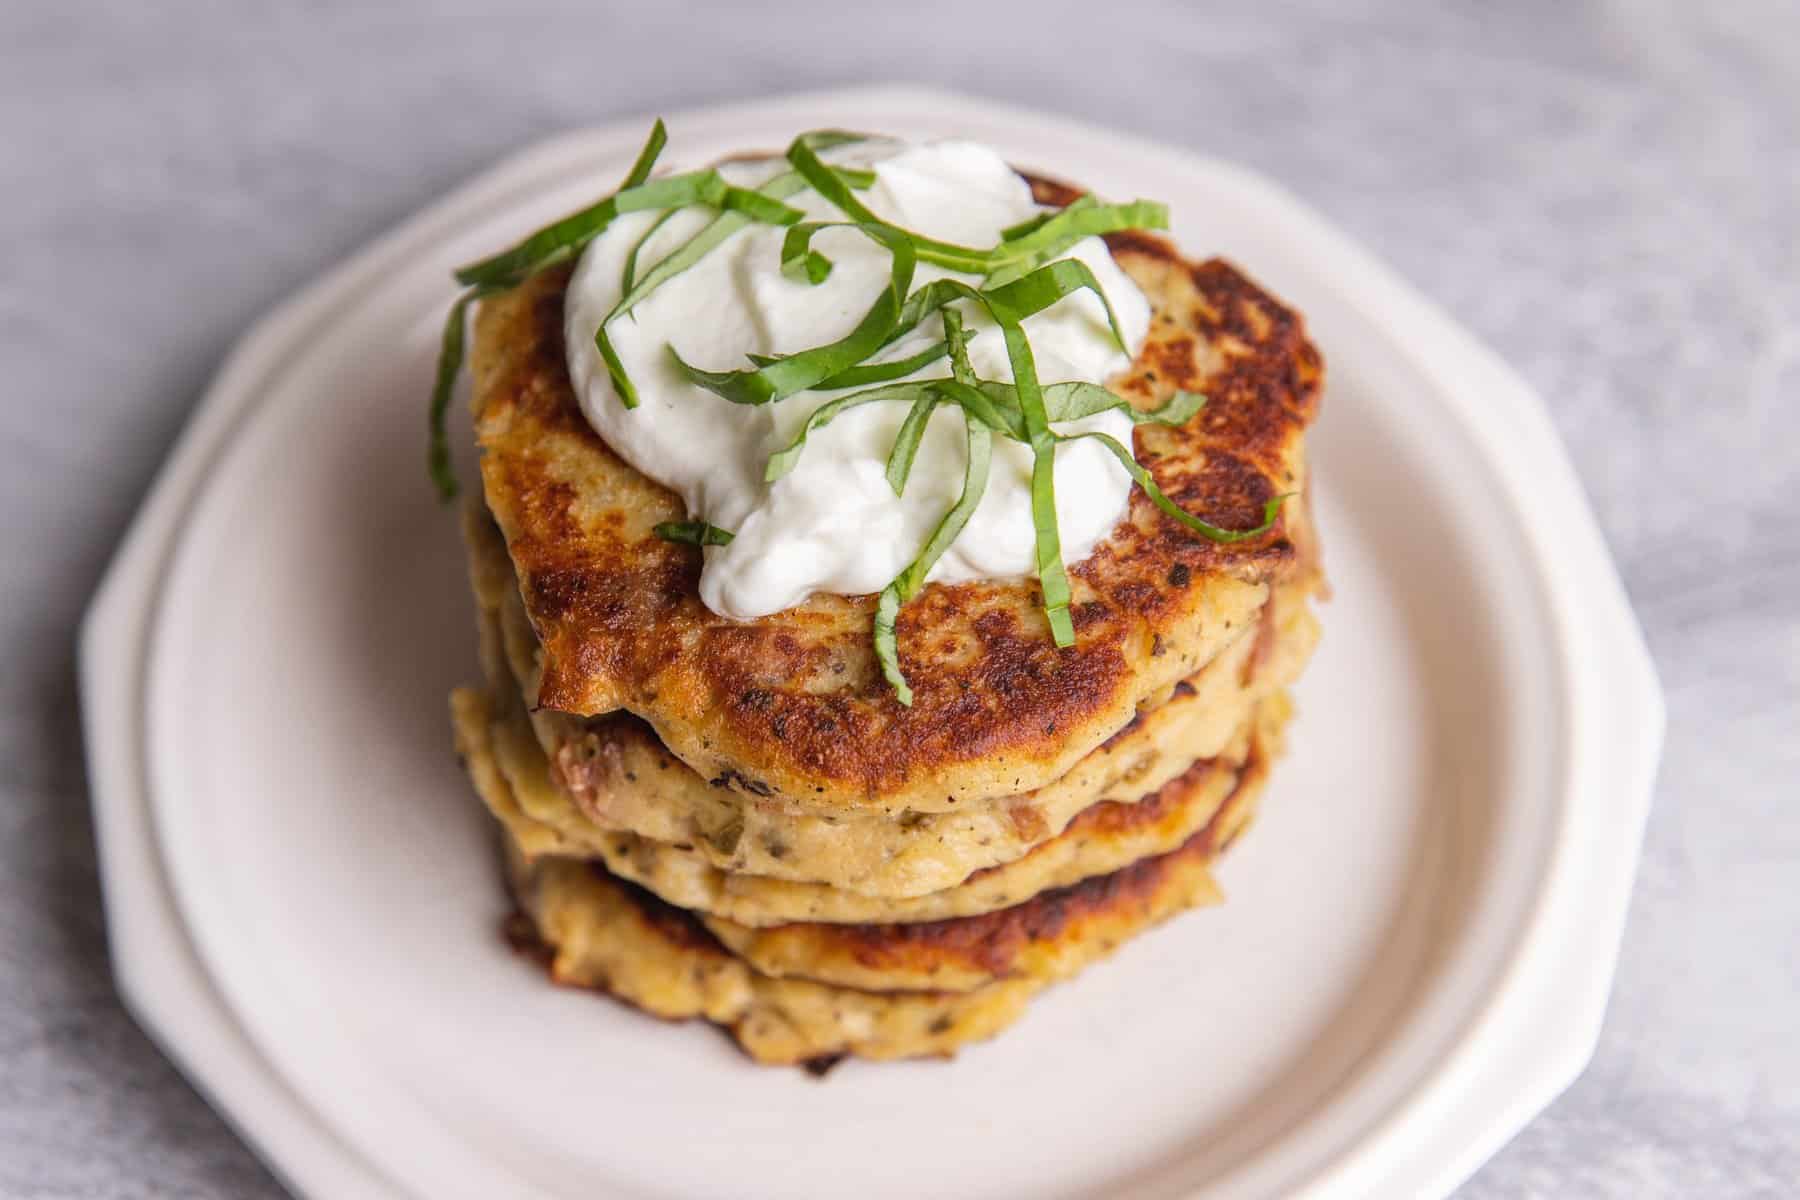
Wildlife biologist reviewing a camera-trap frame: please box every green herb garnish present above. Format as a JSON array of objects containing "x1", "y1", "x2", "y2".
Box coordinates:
[
  {"x1": 620, "y1": 210, "x2": 677, "y2": 292},
  {"x1": 427, "y1": 284, "x2": 500, "y2": 501},
  {"x1": 455, "y1": 170, "x2": 806, "y2": 290},
  {"x1": 763, "y1": 381, "x2": 930, "y2": 483},
  {"x1": 653, "y1": 520, "x2": 736, "y2": 546},
  {"x1": 429, "y1": 119, "x2": 1287, "y2": 703},
  {"x1": 815, "y1": 340, "x2": 948, "y2": 390},
  {"x1": 884, "y1": 387, "x2": 941, "y2": 496},
  {"x1": 597, "y1": 168, "x2": 877, "y2": 408},
  {"x1": 669, "y1": 222, "x2": 917, "y2": 405},
  {"x1": 874, "y1": 309, "x2": 993, "y2": 703}
]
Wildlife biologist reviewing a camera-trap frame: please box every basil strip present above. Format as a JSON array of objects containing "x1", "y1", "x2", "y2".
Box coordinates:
[
  {"x1": 455, "y1": 170, "x2": 806, "y2": 288},
  {"x1": 990, "y1": 259, "x2": 1127, "y2": 348},
  {"x1": 1041, "y1": 383, "x2": 1206, "y2": 426},
  {"x1": 983, "y1": 198, "x2": 1169, "y2": 287},
  {"x1": 946, "y1": 380, "x2": 1029, "y2": 440},
  {"x1": 831, "y1": 165, "x2": 877, "y2": 189},
  {"x1": 763, "y1": 313, "x2": 1011, "y2": 489},
  {"x1": 993, "y1": 308, "x2": 1077, "y2": 647},
  {"x1": 621, "y1": 210, "x2": 678, "y2": 292},
  {"x1": 814, "y1": 340, "x2": 947, "y2": 389},
  {"x1": 885, "y1": 308, "x2": 977, "y2": 495},
  {"x1": 875, "y1": 407, "x2": 993, "y2": 705},
  {"x1": 785, "y1": 135, "x2": 1166, "y2": 282},
  {"x1": 796, "y1": 129, "x2": 875, "y2": 152},
  {"x1": 884, "y1": 390, "x2": 940, "y2": 497},
  {"x1": 944, "y1": 306, "x2": 980, "y2": 386},
  {"x1": 596, "y1": 171, "x2": 812, "y2": 408},
  {"x1": 427, "y1": 285, "x2": 498, "y2": 501},
  {"x1": 670, "y1": 222, "x2": 918, "y2": 405},
  {"x1": 892, "y1": 258, "x2": 1128, "y2": 354},
  {"x1": 653, "y1": 519, "x2": 736, "y2": 546},
  {"x1": 967, "y1": 380, "x2": 1202, "y2": 431},
  {"x1": 1004, "y1": 197, "x2": 1166, "y2": 258},
  {"x1": 785, "y1": 136, "x2": 993, "y2": 272},
  {"x1": 763, "y1": 382, "x2": 933, "y2": 482},
  {"x1": 1059, "y1": 429, "x2": 1289, "y2": 543},
  {"x1": 780, "y1": 222, "x2": 836, "y2": 284},
  {"x1": 598, "y1": 166, "x2": 883, "y2": 408},
  {"x1": 999, "y1": 210, "x2": 1055, "y2": 241},
  {"x1": 453, "y1": 170, "x2": 711, "y2": 287},
  {"x1": 619, "y1": 118, "x2": 668, "y2": 190}
]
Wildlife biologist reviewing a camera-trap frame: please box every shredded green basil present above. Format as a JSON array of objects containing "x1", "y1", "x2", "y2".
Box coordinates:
[
  {"x1": 670, "y1": 222, "x2": 917, "y2": 405},
  {"x1": 763, "y1": 381, "x2": 934, "y2": 482},
  {"x1": 892, "y1": 259, "x2": 1128, "y2": 356},
  {"x1": 619, "y1": 119, "x2": 668, "y2": 190},
  {"x1": 456, "y1": 170, "x2": 797, "y2": 289},
  {"x1": 1046, "y1": 383, "x2": 1207, "y2": 426},
  {"x1": 884, "y1": 390, "x2": 941, "y2": 498},
  {"x1": 874, "y1": 310, "x2": 994, "y2": 703},
  {"x1": 883, "y1": 307, "x2": 980, "y2": 496},
  {"x1": 653, "y1": 519, "x2": 736, "y2": 546},
  {"x1": 596, "y1": 170, "x2": 820, "y2": 409},
  {"x1": 785, "y1": 137, "x2": 994, "y2": 272},
  {"x1": 620, "y1": 210, "x2": 678, "y2": 292},
  {"x1": 427, "y1": 284, "x2": 499, "y2": 501},
  {"x1": 814, "y1": 340, "x2": 948, "y2": 390},
  {"x1": 428, "y1": 118, "x2": 1283, "y2": 702},
  {"x1": 984, "y1": 197, "x2": 1168, "y2": 286},
  {"x1": 1058, "y1": 429, "x2": 1290, "y2": 542},
  {"x1": 999, "y1": 210, "x2": 1055, "y2": 241},
  {"x1": 780, "y1": 222, "x2": 836, "y2": 284}
]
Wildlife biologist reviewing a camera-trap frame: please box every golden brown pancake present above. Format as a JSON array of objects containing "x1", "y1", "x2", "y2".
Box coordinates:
[
  {"x1": 459, "y1": 503, "x2": 1320, "y2": 897},
  {"x1": 457, "y1": 674, "x2": 1290, "y2": 926},
  {"x1": 470, "y1": 208, "x2": 1321, "y2": 816},
  {"x1": 500, "y1": 745, "x2": 1268, "y2": 1063},
  {"x1": 698, "y1": 715, "x2": 1274, "y2": 991}
]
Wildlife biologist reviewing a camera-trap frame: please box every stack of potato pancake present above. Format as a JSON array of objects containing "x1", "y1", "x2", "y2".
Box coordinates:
[{"x1": 449, "y1": 210, "x2": 1325, "y2": 1066}]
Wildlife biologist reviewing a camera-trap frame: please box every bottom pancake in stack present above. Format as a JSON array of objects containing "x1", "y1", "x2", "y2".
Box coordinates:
[{"x1": 450, "y1": 509, "x2": 1316, "y2": 1066}]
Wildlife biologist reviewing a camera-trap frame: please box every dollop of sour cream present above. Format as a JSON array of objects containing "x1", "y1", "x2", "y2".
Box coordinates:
[{"x1": 564, "y1": 138, "x2": 1151, "y2": 620}]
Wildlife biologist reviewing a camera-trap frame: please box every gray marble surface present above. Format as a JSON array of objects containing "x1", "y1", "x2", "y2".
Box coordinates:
[{"x1": 3, "y1": 1, "x2": 1796, "y2": 1195}]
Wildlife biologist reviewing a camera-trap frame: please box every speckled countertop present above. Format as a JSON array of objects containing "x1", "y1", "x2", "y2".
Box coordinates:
[{"x1": 3, "y1": 2, "x2": 1795, "y2": 1195}]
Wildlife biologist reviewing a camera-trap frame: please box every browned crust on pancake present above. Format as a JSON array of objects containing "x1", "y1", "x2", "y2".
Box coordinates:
[
  {"x1": 737, "y1": 778, "x2": 1243, "y2": 980},
  {"x1": 472, "y1": 177, "x2": 1321, "y2": 812},
  {"x1": 702, "y1": 725, "x2": 1271, "y2": 992},
  {"x1": 957, "y1": 750, "x2": 1218, "y2": 886},
  {"x1": 502, "y1": 760, "x2": 1258, "y2": 1060}
]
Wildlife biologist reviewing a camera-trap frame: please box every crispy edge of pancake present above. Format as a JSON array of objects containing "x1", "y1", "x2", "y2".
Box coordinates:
[
  {"x1": 505, "y1": 836, "x2": 1038, "y2": 1065},
  {"x1": 501, "y1": 808, "x2": 1241, "y2": 1066},
  {"x1": 461, "y1": 500, "x2": 1321, "y2": 897},
  {"x1": 476, "y1": 578, "x2": 1313, "y2": 898},
  {"x1": 457, "y1": 672, "x2": 1252, "y2": 906},
  {"x1": 471, "y1": 219, "x2": 1321, "y2": 814},
  {"x1": 593, "y1": 736, "x2": 1247, "y2": 928},
  {"x1": 467, "y1": 499, "x2": 1257, "y2": 820},
  {"x1": 457, "y1": 677, "x2": 1281, "y2": 926},
  {"x1": 464, "y1": 496, "x2": 1324, "y2": 892},
  {"x1": 700, "y1": 702, "x2": 1276, "y2": 991}
]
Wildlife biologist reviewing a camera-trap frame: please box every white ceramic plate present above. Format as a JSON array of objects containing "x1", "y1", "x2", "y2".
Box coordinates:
[{"x1": 81, "y1": 86, "x2": 1662, "y2": 1200}]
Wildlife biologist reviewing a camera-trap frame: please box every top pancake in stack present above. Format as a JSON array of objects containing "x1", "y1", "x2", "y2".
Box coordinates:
[
  {"x1": 458, "y1": 500, "x2": 1317, "y2": 913},
  {"x1": 471, "y1": 222, "x2": 1319, "y2": 793}
]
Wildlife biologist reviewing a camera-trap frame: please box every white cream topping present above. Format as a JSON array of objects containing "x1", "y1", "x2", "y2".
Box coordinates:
[{"x1": 563, "y1": 138, "x2": 1151, "y2": 620}]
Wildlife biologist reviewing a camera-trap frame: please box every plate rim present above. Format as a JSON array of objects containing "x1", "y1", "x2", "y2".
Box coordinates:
[{"x1": 79, "y1": 83, "x2": 1664, "y2": 1200}]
